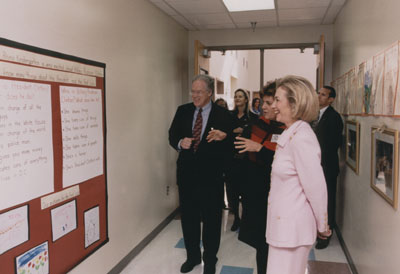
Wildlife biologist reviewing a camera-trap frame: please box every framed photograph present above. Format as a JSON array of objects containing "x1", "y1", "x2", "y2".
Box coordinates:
[
  {"x1": 371, "y1": 127, "x2": 399, "y2": 209},
  {"x1": 345, "y1": 120, "x2": 360, "y2": 174}
]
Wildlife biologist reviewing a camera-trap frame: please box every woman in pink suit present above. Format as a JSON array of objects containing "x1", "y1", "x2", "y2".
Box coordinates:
[{"x1": 266, "y1": 75, "x2": 332, "y2": 274}]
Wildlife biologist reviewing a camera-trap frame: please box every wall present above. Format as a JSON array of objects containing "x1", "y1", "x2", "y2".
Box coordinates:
[
  {"x1": 333, "y1": 0, "x2": 400, "y2": 273},
  {"x1": 210, "y1": 50, "x2": 260, "y2": 109},
  {"x1": 0, "y1": 0, "x2": 187, "y2": 273},
  {"x1": 264, "y1": 48, "x2": 317, "y2": 88},
  {"x1": 189, "y1": 24, "x2": 333, "y2": 95}
]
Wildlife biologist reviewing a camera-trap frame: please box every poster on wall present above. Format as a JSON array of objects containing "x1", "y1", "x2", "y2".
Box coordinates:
[
  {"x1": 348, "y1": 69, "x2": 357, "y2": 115},
  {"x1": 84, "y1": 206, "x2": 100, "y2": 248},
  {"x1": 0, "y1": 79, "x2": 54, "y2": 210},
  {"x1": 50, "y1": 200, "x2": 77, "y2": 242},
  {"x1": 60, "y1": 86, "x2": 104, "y2": 187},
  {"x1": 357, "y1": 62, "x2": 365, "y2": 114},
  {"x1": 364, "y1": 58, "x2": 374, "y2": 114},
  {"x1": 371, "y1": 52, "x2": 384, "y2": 114},
  {"x1": 383, "y1": 43, "x2": 398, "y2": 115},
  {"x1": 0, "y1": 205, "x2": 29, "y2": 255},
  {"x1": 15, "y1": 241, "x2": 49, "y2": 274}
]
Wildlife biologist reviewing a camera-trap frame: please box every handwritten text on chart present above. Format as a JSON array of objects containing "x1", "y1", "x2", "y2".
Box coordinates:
[
  {"x1": 60, "y1": 86, "x2": 103, "y2": 187},
  {"x1": 41, "y1": 185, "x2": 80, "y2": 210},
  {"x1": 0, "y1": 79, "x2": 54, "y2": 211}
]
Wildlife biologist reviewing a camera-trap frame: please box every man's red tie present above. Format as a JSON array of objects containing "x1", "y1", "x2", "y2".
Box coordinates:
[{"x1": 192, "y1": 108, "x2": 203, "y2": 152}]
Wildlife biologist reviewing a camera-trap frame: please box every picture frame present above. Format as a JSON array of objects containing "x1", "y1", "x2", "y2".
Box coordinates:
[
  {"x1": 345, "y1": 120, "x2": 360, "y2": 174},
  {"x1": 371, "y1": 127, "x2": 399, "y2": 209}
]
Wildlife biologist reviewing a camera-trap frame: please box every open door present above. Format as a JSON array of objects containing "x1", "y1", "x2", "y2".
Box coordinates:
[
  {"x1": 316, "y1": 35, "x2": 325, "y2": 89},
  {"x1": 194, "y1": 40, "x2": 210, "y2": 76}
]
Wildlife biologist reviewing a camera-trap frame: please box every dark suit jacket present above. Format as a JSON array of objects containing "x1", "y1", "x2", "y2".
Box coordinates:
[
  {"x1": 315, "y1": 105, "x2": 343, "y2": 177},
  {"x1": 169, "y1": 102, "x2": 234, "y2": 186}
]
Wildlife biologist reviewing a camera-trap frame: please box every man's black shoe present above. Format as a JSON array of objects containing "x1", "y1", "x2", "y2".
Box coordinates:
[
  {"x1": 203, "y1": 264, "x2": 216, "y2": 274},
  {"x1": 230, "y1": 219, "x2": 240, "y2": 231},
  {"x1": 315, "y1": 235, "x2": 331, "y2": 249},
  {"x1": 180, "y1": 259, "x2": 201, "y2": 273}
]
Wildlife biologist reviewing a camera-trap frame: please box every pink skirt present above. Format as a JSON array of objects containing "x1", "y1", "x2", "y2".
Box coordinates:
[{"x1": 266, "y1": 245, "x2": 312, "y2": 274}]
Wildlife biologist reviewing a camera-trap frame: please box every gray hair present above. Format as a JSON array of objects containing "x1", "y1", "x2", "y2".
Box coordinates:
[{"x1": 192, "y1": 74, "x2": 214, "y2": 94}]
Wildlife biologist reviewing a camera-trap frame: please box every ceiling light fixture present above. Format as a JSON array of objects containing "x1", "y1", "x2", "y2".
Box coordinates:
[{"x1": 222, "y1": 0, "x2": 275, "y2": 12}]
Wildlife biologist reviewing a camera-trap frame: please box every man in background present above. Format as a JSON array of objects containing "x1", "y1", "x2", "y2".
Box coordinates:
[
  {"x1": 169, "y1": 75, "x2": 233, "y2": 274},
  {"x1": 314, "y1": 85, "x2": 343, "y2": 249}
]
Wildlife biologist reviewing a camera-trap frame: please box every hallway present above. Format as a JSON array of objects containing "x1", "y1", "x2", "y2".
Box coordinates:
[{"x1": 121, "y1": 211, "x2": 352, "y2": 274}]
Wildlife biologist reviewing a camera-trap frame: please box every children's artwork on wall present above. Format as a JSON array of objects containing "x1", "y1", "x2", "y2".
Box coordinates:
[
  {"x1": 0, "y1": 205, "x2": 29, "y2": 255},
  {"x1": 357, "y1": 62, "x2": 365, "y2": 114},
  {"x1": 383, "y1": 43, "x2": 398, "y2": 115},
  {"x1": 50, "y1": 200, "x2": 77, "y2": 242},
  {"x1": 345, "y1": 120, "x2": 360, "y2": 174},
  {"x1": 15, "y1": 241, "x2": 49, "y2": 274},
  {"x1": 371, "y1": 127, "x2": 399, "y2": 209},
  {"x1": 343, "y1": 71, "x2": 350, "y2": 114},
  {"x1": 337, "y1": 75, "x2": 345, "y2": 114},
  {"x1": 394, "y1": 42, "x2": 400, "y2": 116},
  {"x1": 364, "y1": 58, "x2": 373, "y2": 114},
  {"x1": 348, "y1": 68, "x2": 357, "y2": 114},
  {"x1": 84, "y1": 206, "x2": 100, "y2": 248},
  {"x1": 371, "y1": 52, "x2": 385, "y2": 114}
]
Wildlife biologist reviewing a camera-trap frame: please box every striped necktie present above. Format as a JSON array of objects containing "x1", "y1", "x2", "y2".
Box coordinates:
[{"x1": 192, "y1": 108, "x2": 203, "y2": 152}]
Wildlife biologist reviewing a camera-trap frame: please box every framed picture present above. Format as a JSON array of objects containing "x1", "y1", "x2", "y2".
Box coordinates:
[
  {"x1": 371, "y1": 127, "x2": 399, "y2": 209},
  {"x1": 345, "y1": 120, "x2": 360, "y2": 174}
]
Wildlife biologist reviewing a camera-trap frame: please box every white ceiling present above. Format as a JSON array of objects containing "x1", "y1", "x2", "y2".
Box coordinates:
[{"x1": 148, "y1": 0, "x2": 347, "y2": 31}]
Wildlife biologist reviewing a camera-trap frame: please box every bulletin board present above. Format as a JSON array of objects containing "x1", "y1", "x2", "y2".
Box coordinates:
[{"x1": 0, "y1": 38, "x2": 108, "y2": 274}]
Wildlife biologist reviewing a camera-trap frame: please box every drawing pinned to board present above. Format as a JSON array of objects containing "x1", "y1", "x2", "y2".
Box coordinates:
[
  {"x1": 84, "y1": 206, "x2": 100, "y2": 248},
  {"x1": 50, "y1": 200, "x2": 77, "y2": 242},
  {"x1": 357, "y1": 63, "x2": 365, "y2": 113},
  {"x1": 0, "y1": 205, "x2": 29, "y2": 255},
  {"x1": 371, "y1": 52, "x2": 384, "y2": 114},
  {"x1": 364, "y1": 59, "x2": 373, "y2": 114},
  {"x1": 15, "y1": 241, "x2": 49, "y2": 274},
  {"x1": 383, "y1": 43, "x2": 398, "y2": 115}
]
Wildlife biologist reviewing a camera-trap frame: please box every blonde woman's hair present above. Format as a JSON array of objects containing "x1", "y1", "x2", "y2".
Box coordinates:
[{"x1": 276, "y1": 75, "x2": 319, "y2": 122}]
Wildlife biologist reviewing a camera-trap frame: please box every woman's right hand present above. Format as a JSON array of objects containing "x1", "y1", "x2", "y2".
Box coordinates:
[{"x1": 233, "y1": 127, "x2": 243, "y2": 134}]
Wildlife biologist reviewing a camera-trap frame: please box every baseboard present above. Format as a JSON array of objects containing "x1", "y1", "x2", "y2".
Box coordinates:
[
  {"x1": 108, "y1": 208, "x2": 180, "y2": 274},
  {"x1": 335, "y1": 226, "x2": 358, "y2": 274}
]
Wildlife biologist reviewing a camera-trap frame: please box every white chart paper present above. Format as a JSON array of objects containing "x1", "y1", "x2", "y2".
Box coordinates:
[
  {"x1": 60, "y1": 86, "x2": 103, "y2": 187},
  {"x1": 84, "y1": 206, "x2": 100, "y2": 248},
  {"x1": 0, "y1": 79, "x2": 54, "y2": 210},
  {"x1": 0, "y1": 205, "x2": 29, "y2": 254},
  {"x1": 51, "y1": 200, "x2": 77, "y2": 241}
]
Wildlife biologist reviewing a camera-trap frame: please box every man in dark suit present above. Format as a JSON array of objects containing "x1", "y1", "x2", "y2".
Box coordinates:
[
  {"x1": 169, "y1": 75, "x2": 233, "y2": 274},
  {"x1": 314, "y1": 85, "x2": 343, "y2": 249}
]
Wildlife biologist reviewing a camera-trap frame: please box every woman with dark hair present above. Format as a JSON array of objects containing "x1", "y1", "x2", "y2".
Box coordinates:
[
  {"x1": 226, "y1": 89, "x2": 255, "y2": 231},
  {"x1": 233, "y1": 81, "x2": 285, "y2": 274},
  {"x1": 215, "y1": 98, "x2": 228, "y2": 109},
  {"x1": 250, "y1": 97, "x2": 262, "y2": 116}
]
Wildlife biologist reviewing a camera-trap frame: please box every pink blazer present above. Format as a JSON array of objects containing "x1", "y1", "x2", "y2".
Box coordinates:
[{"x1": 266, "y1": 120, "x2": 328, "y2": 248}]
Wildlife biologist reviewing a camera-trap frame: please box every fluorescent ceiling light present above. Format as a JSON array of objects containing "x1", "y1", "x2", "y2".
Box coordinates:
[{"x1": 222, "y1": 0, "x2": 275, "y2": 12}]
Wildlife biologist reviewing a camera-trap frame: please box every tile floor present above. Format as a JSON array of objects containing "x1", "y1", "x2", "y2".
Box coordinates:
[{"x1": 121, "y1": 210, "x2": 352, "y2": 274}]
